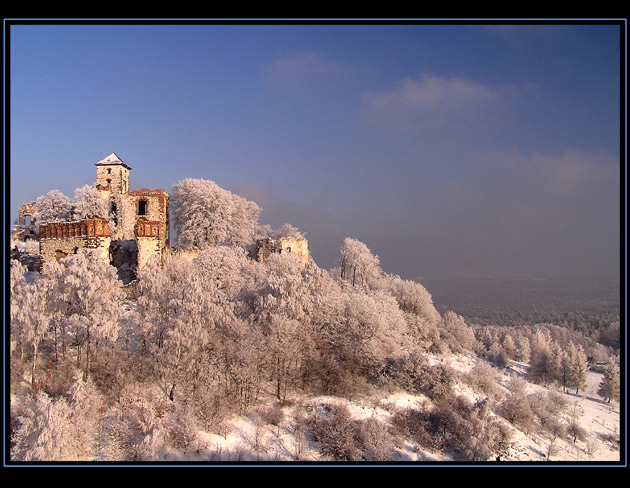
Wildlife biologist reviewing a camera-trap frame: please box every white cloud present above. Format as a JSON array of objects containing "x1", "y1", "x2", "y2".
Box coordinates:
[{"x1": 363, "y1": 74, "x2": 500, "y2": 132}]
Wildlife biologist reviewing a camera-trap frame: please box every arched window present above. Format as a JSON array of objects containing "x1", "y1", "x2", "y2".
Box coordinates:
[{"x1": 138, "y1": 200, "x2": 147, "y2": 216}]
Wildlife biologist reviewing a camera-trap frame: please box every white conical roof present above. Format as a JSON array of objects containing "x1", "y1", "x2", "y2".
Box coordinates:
[{"x1": 94, "y1": 152, "x2": 132, "y2": 169}]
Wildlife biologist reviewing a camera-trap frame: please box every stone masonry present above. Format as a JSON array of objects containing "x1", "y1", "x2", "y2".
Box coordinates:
[
  {"x1": 255, "y1": 236, "x2": 309, "y2": 263},
  {"x1": 37, "y1": 153, "x2": 170, "y2": 281},
  {"x1": 39, "y1": 216, "x2": 112, "y2": 267}
]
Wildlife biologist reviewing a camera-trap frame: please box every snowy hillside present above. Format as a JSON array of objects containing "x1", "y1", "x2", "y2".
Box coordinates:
[
  {"x1": 137, "y1": 354, "x2": 621, "y2": 464},
  {"x1": 9, "y1": 178, "x2": 621, "y2": 465}
]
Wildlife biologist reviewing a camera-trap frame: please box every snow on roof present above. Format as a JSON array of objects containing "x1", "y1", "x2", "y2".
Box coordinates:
[{"x1": 94, "y1": 152, "x2": 132, "y2": 170}]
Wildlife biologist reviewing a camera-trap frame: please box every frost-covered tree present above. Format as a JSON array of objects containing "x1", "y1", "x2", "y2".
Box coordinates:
[
  {"x1": 10, "y1": 261, "x2": 57, "y2": 386},
  {"x1": 514, "y1": 336, "x2": 531, "y2": 363},
  {"x1": 137, "y1": 251, "x2": 264, "y2": 416},
  {"x1": 441, "y1": 311, "x2": 477, "y2": 354},
  {"x1": 562, "y1": 342, "x2": 587, "y2": 395},
  {"x1": 264, "y1": 315, "x2": 305, "y2": 401},
  {"x1": 48, "y1": 250, "x2": 125, "y2": 380},
  {"x1": 25, "y1": 278, "x2": 54, "y2": 386},
  {"x1": 137, "y1": 253, "x2": 195, "y2": 353},
  {"x1": 566, "y1": 401, "x2": 587, "y2": 444},
  {"x1": 11, "y1": 374, "x2": 104, "y2": 461},
  {"x1": 10, "y1": 261, "x2": 30, "y2": 362},
  {"x1": 172, "y1": 177, "x2": 261, "y2": 250},
  {"x1": 502, "y1": 334, "x2": 516, "y2": 359},
  {"x1": 35, "y1": 189, "x2": 71, "y2": 223},
  {"x1": 597, "y1": 360, "x2": 620, "y2": 403},
  {"x1": 339, "y1": 237, "x2": 381, "y2": 289},
  {"x1": 139, "y1": 260, "x2": 231, "y2": 402},
  {"x1": 257, "y1": 222, "x2": 305, "y2": 240},
  {"x1": 527, "y1": 330, "x2": 559, "y2": 386},
  {"x1": 383, "y1": 274, "x2": 442, "y2": 328},
  {"x1": 500, "y1": 375, "x2": 534, "y2": 431},
  {"x1": 252, "y1": 252, "x2": 315, "y2": 323},
  {"x1": 162, "y1": 273, "x2": 236, "y2": 403},
  {"x1": 72, "y1": 184, "x2": 110, "y2": 220},
  {"x1": 12, "y1": 391, "x2": 77, "y2": 461},
  {"x1": 192, "y1": 245, "x2": 252, "y2": 304}
]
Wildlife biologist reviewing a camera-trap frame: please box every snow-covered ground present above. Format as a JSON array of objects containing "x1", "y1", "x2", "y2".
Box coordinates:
[
  {"x1": 153, "y1": 355, "x2": 621, "y2": 464},
  {"x1": 501, "y1": 362, "x2": 621, "y2": 462}
]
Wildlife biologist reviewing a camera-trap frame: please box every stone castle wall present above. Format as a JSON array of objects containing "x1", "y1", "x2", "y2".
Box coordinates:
[
  {"x1": 256, "y1": 237, "x2": 309, "y2": 263},
  {"x1": 39, "y1": 216, "x2": 112, "y2": 269},
  {"x1": 35, "y1": 154, "x2": 170, "y2": 279},
  {"x1": 127, "y1": 189, "x2": 170, "y2": 248}
]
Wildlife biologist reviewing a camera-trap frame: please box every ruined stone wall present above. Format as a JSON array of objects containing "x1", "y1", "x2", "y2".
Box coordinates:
[
  {"x1": 39, "y1": 235, "x2": 112, "y2": 269},
  {"x1": 255, "y1": 237, "x2": 275, "y2": 263},
  {"x1": 134, "y1": 217, "x2": 164, "y2": 271},
  {"x1": 12, "y1": 202, "x2": 38, "y2": 241},
  {"x1": 255, "y1": 237, "x2": 309, "y2": 263},
  {"x1": 277, "y1": 237, "x2": 309, "y2": 262},
  {"x1": 39, "y1": 217, "x2": 112, "y2": 270},
  {"x1": 18, "y1": 202, "x2": 37, "y2": 226},
  {"x1": 127, "y1": 189, "x2": 170, "y2": 248},
  {"x1": 136, "y1": 236, "x2": 162, "y2": 271}
]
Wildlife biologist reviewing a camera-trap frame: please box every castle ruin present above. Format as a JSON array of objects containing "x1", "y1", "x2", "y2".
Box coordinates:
[
  {"x1": 16, "y1": 152, "x2": 309, "y2": 279},
  {"x1": 255, "y1": 236, "x2": 309, "y2": 264},
  {"x1": 37, "y1": 153, "x2": 170, "y2": 281}
]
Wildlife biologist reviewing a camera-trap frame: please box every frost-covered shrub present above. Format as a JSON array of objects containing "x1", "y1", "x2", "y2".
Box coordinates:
[
  {"x1": 499, "y1": 388, "x2": 534, "y2": 433},
  {"x1": 308, "y1": 403, "x2": 360, "y2": 460},
  {"x1": 356, "y1": 417, "x2": 396, "y2": 461},
  {"x1": 414, "y1": 362, "x2": 457, "y2": 403},
  {"x1": 380, "y1": 351, "x2": 430, "y2": 392},
  {"x1": 308, "y1": 403, "x2": 395, "y2": 461},
  {"x1": 392, "y1": 397, "x2": 511, "y2": 461},
  {"x1": 259, "y1": 402, "x2": 285, "y2": 437},
  {"x1": 163, "y1": 405, "x2": 200, "y2": 454},
  {"x1": 464, "y1": 361, "x2": 500, "y2": 398}
]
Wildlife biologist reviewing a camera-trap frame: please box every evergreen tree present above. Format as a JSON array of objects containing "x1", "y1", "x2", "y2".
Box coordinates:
[
  {"x1": 568, "y1": 343, "x2": 588, "y2": 395},
  {"x1": 597, "y1": 360, "x2": 620, "y2": 403},
  {"x1": 528, "y1": 330, "x2": 558, "y2": 386}
]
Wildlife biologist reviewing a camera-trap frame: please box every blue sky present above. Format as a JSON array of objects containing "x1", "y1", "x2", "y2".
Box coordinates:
[{"x1": 7, "y1": 21, "x2": 623, "y2": 286}]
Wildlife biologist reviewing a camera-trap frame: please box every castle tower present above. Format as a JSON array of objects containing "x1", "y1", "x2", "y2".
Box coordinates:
[{"x1": 95, "y1": 152, "x2": 131, "y2": 195}]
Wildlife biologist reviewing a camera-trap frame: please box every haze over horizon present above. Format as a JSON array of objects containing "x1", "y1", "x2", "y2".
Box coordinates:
[{"x1": 7, "y1": 21, "x2": 622, "y2": 291}]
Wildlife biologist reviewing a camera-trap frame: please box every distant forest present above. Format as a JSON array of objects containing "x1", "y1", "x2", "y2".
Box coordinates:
[{"x1": 425, "y1": 275, "x2": 620, "y2": 352}]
